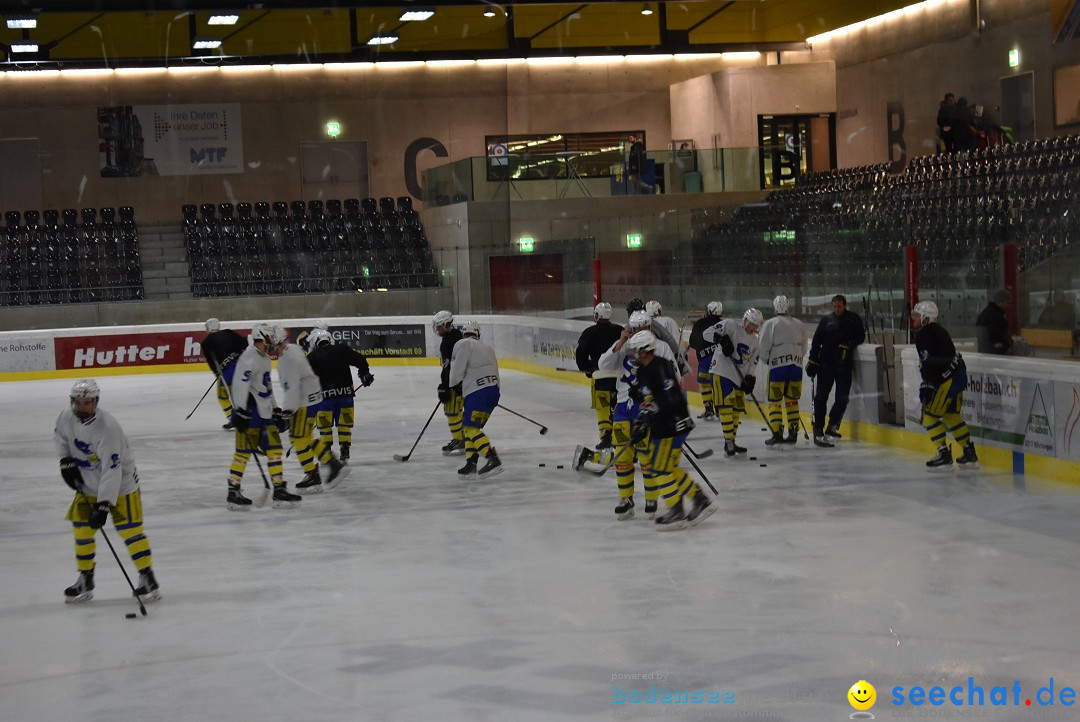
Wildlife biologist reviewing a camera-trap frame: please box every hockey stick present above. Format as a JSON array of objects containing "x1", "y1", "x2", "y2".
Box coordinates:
[
  {"x1": 393, "y1": 402, "x2": 441, "y2": 462},
  {"x1": 497, "y1": 404, "x2": 548, "y2": 434},
  {"x1": 76, "y1": 488, "x2": 148, "y2": 615},
  {"x1": 681, "y1": 447, "x2": 718, "y2": 495},
  {"x1": 185, "y1": 377, "x2": 219, "y2": 420},
  {"x1": 684, "y1": 441, "x2": 713, "y2": 459},
  {"x1": 731, "y1": 362, "x2": 769, "y2": 427},
  {"x1": 217, "y1": 367, "x2": 272, "y2": 507},
  {"x1": 556, "y1": 367, "x2": 587, "y2": 373}
]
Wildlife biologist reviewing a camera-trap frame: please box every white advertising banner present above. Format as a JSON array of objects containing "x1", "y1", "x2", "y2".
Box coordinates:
[
  {"x1": 0, "y1": 336, "x2": 55, "y2": 372},
  {"x1": 961, "y1": 372, "x2": 1054, "y2": 454},
  {"x1": 98, "y1": 103, "x2": 243, "y2": 177}
]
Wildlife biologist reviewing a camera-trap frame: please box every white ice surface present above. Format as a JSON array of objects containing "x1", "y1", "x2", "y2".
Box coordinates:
[{"x1": 3, "y1": 368, "x2": 1080, "y2": 721}]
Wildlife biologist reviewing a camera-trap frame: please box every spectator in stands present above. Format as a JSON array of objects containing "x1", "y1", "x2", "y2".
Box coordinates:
[
  {"x1": 953, "y1": 97, "x2": 977, "y2": 151},
  {"x1": 627, "y1": 134, "x2": 652, "y2": 194},
  {"x1": 975, "y1": 289, "x2": 1013, "y2": 355},
  {"x1": 936, "y1": 93, "x2": 957, "y2": 153},
  {"x1": 971, "y1": 104, "x2": 1002, "y2": 149}
]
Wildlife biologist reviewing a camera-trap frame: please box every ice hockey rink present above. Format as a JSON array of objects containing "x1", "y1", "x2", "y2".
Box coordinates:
[{"x1": 3, "y1": 366, "x2": 1080, "y2": 721}]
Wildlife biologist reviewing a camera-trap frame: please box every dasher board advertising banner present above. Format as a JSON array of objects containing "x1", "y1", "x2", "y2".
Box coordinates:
[{"x1": 98, "y1": 103, "x2": 243, "y2": 177}]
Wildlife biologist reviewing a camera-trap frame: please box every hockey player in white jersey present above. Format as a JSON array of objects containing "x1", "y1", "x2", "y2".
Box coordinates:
[
  {"x1": 276, "y1": 332, "x2": 348, "y2": 494},
  {"x1": 227, "y1": 323, "x2": 301, "y2": 510},
  {"x1": 758, "y1": 295, "x2": 805, "y2": 447},
  {"x1": 55, "y1": 379, "x2": 160, "y2": 603},
  {"x1": 645, "y1": 300, "x2": 691, "y2": 377},
  {"x1": 704, "y1": 308, "x2": 762, "y2": 456},
  {"x1": 449, "y1": 321, "x2": 503, "y2": 478},
  {"x1": 588, "y1": 310, "x2": 679, "y2": 519}
]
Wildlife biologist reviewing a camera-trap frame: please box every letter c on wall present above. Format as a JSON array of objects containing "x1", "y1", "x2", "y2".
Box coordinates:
[{"x1": 404, "y1": 137, "x2": 448, "y2": 202}]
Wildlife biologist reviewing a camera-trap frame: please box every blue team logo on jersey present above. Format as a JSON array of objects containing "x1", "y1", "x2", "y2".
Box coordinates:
[
  {"x1": 736, "y1": 342, "x2": 751, "y2": 365},
  {"x1": 258, "y1": 371, "x2": 273, "y2": 398},
  {"x1": 110, "y1": 453, "x2": 120, "y2": 469},
  {"x1": 74, "y1": 438, "x2": 100, "y2": 470}
]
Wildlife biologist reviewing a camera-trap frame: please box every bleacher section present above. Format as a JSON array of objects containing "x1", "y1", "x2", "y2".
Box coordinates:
[
  {"x1": 1, "y1": 207, "x2": 144, "y2": 306},
  {"x1": 183, "y1": 197, "x2": 440, "y2": 297}
]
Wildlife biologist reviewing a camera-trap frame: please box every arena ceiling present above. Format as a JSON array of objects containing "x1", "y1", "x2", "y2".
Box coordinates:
[{"x1": 0, "y1": 0, "x2": 913, "y2": 68}]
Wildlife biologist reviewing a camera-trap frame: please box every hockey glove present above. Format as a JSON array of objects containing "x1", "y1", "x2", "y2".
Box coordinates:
[
  {"x1": 272, "y1": 407, "x2": 291, "y2": 434},
  {"x1": 360, "y1": 372, "x2": 375, "y2": 387},
  {"x1": 628, "y1": 383, "x2": 645, "y2": 403},
  {"x1": 919, "y1": 382, "x2": 936, "y2": 405},
  {"x1": 232, "y1": 407, "x2": 252, "y2": 432},
  {"x1": 88, "y1": 501, "x2": 110, "y2": 530},
  {"x1": 741, "y1": 374, "x2": 756, "y2": 394},
  {"x1": 630, "y1": 417, "x2": 650, "y2": 444},
  {"x1": 719, "y1": 335, "x2": 735, "y2": 358},
  {"x1": 60, "y1": 457, "x2": 83, "y2": 492},
  {"x1": 674, "y1": 415, "x2": 696, "y2": 434},
  {"x1": 437, "y1": 384, "x2": 451, "y2": 404},
  {"x1": 805, "y1": 359, "x2": 819, "y2": 379}
]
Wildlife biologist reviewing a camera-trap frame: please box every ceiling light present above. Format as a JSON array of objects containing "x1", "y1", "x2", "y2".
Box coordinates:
[
  {"x1": 367, "y1": 33, "x2": 399, "y2": 45},
  {"x1": 721, "y1": 51, "x2": 761, "y2": 60},
  {"x1": 399, "y1": 9, "x2": 434, "y2": 21},
  {"x1": 641, "y1": 3, "x2": 654, "y2": 15},
  {"x1": 10, "y1": 41, "x2": 39, "y2": 53},
  {"x1": 6, "y1": 16, "x2": 36, "y2": 29},
  {"x1": 207, "y1": 14, "x2": 239, "y2": 25},
  {"x1": 483, "y1": 7, "x2": 497, "y2": 17},
  {"x1": 192, "y1": 37, "x2": 222, "y2": 50}
]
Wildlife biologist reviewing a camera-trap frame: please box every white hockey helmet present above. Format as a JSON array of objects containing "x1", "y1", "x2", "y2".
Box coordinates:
[
  {"x1": 912, "y1": 300, "x2": 939, "y2": 324},
  {"x1": 743, "y1": 307, "x2": 764, "y2": 331},
  {"x1": 251, "y1": 322, "x2": 284, "y2": 348},
  {"x1": 205, "y1": 317, "x2": 221, "y2": 332},
  {"x1": 460, "y1": 320, "x2": 480, "y2": 338},
  {"x1": 594, "y1": 302, "x2": 613, "y2": 321},
  {"x1": 308, "y1": 328, "x2": 332, "y2": 349},
  {"x1": 706, "y1": 301, "x2": 723, "y2": 317},
  {"x1": 628, "y1": 310, "x2": 651, "y2": 332},
  {"x1": 645, "y1": 300, "x2": 662, "y2": 318},
  {"x1": 70, "y1": 378, "x2": 100, "y2": 422},
  {"x1": 313, "y1": 319, "x2": 328, "y2": 331},
  {"x1": 432, "y1": 309, "x2": 454, "y2": 332},
  {"x1": 773, "y1": 295, "x2": 790, "y2": 315},
  {"x1": 627, "y1": 329, "x2": 658, "y2": 356}
]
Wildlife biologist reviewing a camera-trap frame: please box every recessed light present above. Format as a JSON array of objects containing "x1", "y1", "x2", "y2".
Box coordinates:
[
  {"x1": 207, "y1": 14, "x2": 239, "y2": 25},
  {"x1": 367, "y1": 34, "x2": 399, "y2": 45},
  {"x1": 11, "y1": 41, "x2": 39, "y2": 53},
  {"x1": 192, "y1": 37, "x2": 222, "y2": 50},
  {"x1": 399, "y1": 9, "x2": 434, "y2": 21},
  {"x1": 6, "y1": 16, "x2": 36, "y2": 29}
]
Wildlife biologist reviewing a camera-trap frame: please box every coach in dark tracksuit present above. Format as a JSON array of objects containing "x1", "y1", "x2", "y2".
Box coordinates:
[
  {"x1": 202, "y1": 318, "x2": 249, "y2": 430},
  {"x1": 805, "y1": 295, "x2": 865, "y2": 441}
]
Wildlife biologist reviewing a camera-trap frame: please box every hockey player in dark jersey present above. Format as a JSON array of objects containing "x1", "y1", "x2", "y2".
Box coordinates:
[
  {"x1": 202, "y1": 318, "x2": 249, "y2": 430},
  {"x1": 306, "y1": 328, "x2": 374, "y2": 464},
  {"x1": 687, "y1": 301, "x2": 723, "y2": 420},
  {"x1": 433, "y1": 310, "x2": 466, "y2": 456},
  {"x1": 575, "y1": 302, "x2": 624, "y2": 449},
  {"x1": 626, "y1": 330, "x2": 715, "y2": 530},
  {"x1": 912, "y1": 301, "x2": 978, "y2": 469}
]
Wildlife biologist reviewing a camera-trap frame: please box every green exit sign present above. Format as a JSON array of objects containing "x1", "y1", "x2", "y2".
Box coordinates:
[
  {"x1": 326, "y1": 120, "x2": 342, "y2": 137},
  {"x1": 626, "y1": 233, "x2": 643, "y2": 248},
  {"x1": 518, "y1": 236, "x2": 535, "y2": 252},
  {"x1": 1009, "y1": 49, "x2": 1019, "y2": 68}
]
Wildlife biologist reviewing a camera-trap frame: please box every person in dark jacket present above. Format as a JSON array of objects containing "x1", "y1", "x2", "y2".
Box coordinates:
[
  {"x1": 687, "y1": 301, "x2": 723, "y2": 420},
  {"x1": 575, "y1": 302, "x2": 624, "y2": 449},
  {"x1": 912, "y1": 301, "x2": 977, "y2": 469},
  {"x1": 805, "y1": 295, "x2": 865, "y2": 444},
  {"x1": 306, "y1": 328, "x2": 374, "y2": 464},
  {"x1": 201, "y1": 318, "x2": 249, "y2": 430},
  {"x1": 975, "y1": 289, "x2": 1013, "y2": 355},
  {"x1": 433, "y1": 310, "x2": 466, "y2": 456}
]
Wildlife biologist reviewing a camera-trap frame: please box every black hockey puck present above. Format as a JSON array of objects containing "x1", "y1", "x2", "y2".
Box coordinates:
[
  {"x1": 557, "y1": 465, "x2": 564, "y2": 469},
  {"x1": 760, "y1": 427, "x2": 767, "y2": 432},
  {"x1": 759, "y1": 464, "x2": 767, "y2": 468},
  {"x1": 749, "y1": 456, "x2": 757, "y2": 461},
  {"x1": 125, "y1": 613, "x2": 137, "y2": 619},
  {"x1": 538, "y1": 463, "x2": 546, "y2": 467}
]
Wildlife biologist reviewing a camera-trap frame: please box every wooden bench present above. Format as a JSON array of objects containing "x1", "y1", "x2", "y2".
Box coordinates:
[{"x1": 1020, "y1": 327, "x2": 1076, "y2": 356}]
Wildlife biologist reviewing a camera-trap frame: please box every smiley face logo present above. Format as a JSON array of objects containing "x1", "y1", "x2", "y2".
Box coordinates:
[{"x1": 847, "y1": 680, "x2": 876, "y2": 710}]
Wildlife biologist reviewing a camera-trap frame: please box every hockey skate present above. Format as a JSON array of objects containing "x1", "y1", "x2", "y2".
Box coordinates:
[
  {"x1": 698, "y1": 407, "x2": 716, "y2": 421},
  {"x1": 644, "y1": 499, "x2": 658, "y2": 520},
  {"x1": 272, "y1": 484, "x2": 301, "y2": 508},
  {"x1": 956, "y1": 442, "x2": 979, "y2": 468},
  {"x1": 226, "y1": 484, "x2": 252, "y2": 511},
  {"x1": 457, "y1": 456, "x2": 478, "y2": 477},
  {"x1": 614, "y1": 496, "x2": 635, "y2": 520},
  {"x1": 764, "y1": 430, "x2": 786, "y2": 448},
  {"x1": 442, "y1": 439, "x2": 466, "y2": 456},
  {"x1": 478, "y1": 450, "x2": 503, "y2": 479},
  {"x1": 339, "y1": 443, "x2": 350, "y2": 465},
  {"x1": 296, "y1": 469, "x2": 323, "y2": 494},
  {"x1": 926, "y1": 445, "x2": 953, "y2": 469},
  {"x1": 572, "y1": 444, "x2": 595, "y2": 471},
  {"x1": 812, "y1": 428, "x2": 834, "y2": 448},
  {"x1": 654, "y1": 504, "x2": 688, "y2": 531},
  {"x1": 222, "y1": 420, "x2": 235, "y2": 431},
  {"x1": 133, "y1": 568, "x2": 161, "y2": 602},
  {"x1": 825, "y1": 424, "x2": 842, "y2": 441},
  {"x1": 784, "y1": 426, "x2": 799, "y2": 445},
  {"x1": 323, "y1": 458, "x2": 350, "y2": 490},
  {"x1": 724, "y1": 440, "x2": 747, "y2": 457},
  {"x1": 685, "y1": 490, "x2": 717, "y2": 527},
  {"x1": 64, "y1": 570, "x2": 94, "y2": 603}
]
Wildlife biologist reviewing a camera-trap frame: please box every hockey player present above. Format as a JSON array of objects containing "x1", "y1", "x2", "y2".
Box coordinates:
[
  {"x1": 276, "y1": 330, "x2": 348, "y2": 494},
  {"x1": 645, "y1": 301, "x2": 691, "y2": 378},
  {"x1": 575, "y1": 301, "x2": 624, "y2": 449},
  {"x1": 591, "y1": 310, "x2": 678, "y2": 520},
  {"x1": 433, "y1": 310, "x2": 466, "y2": 456},
  {"x1": 449, "y1": 320, "x2": 503, "y2": 478},
  {"x1": 202, "y1": 318, "x2": 248, "y2": 430},
  {"x1": 227, "y1": 323, "x2": 301, "y2": 510},
  {"x1": 299, "y1": 319, "x2": 329, "y2": 353},
  {"x1": 805, "y1": 294, "x2": 865, "y2": 444},
  {"x1": 758, "y1": 295, "x2": 805, "y2": 447},
  {"x1": 703, "y1": 308, "x2": 763, "y2": 457},
  {"x1": 688, "y1": 301, "x2": 723, "y2": 420},
  {"x1": 625, "y1": 297, "x2": 645, "y2": 323},
  {"x1": 626, "y1": 331, "x2": 715, "y2": 530},
  {"x1": 912, "y1": 301, "x2": 978, "y2": 468},
  {"x1": 306, "y1": 326, "x2": 374, "y2": 464},
  {"x1": 56, "y1": 379, "x2": 161, "y2": 603}
]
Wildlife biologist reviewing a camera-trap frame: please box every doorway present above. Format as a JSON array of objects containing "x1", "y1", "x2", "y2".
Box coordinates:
[
  {"x1": 300, "y1": 141, "x2": 369, "y2": 201},
  {"x1": 1000, "y1": 72, "x2": 1035, "y2": 143}
]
